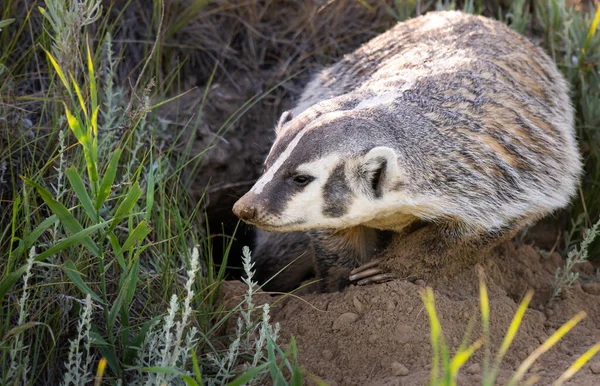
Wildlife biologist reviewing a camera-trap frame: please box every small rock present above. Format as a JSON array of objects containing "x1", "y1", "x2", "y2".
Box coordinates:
[
  {"x1": 582, "y1": 282, "x2": 600, "y2": 295},
  {"x1": 390, "y1": 362, "x2": 409, "y2": 376},
  {"x1": 386, "y1": 301, "x2": 396, "y2": 311},
  {"x1": 322, "y1": 349, "x2": 334, "y2": 361},
  {"x1": 368, "y1": 334, "x2": 379, "y2": 343},
  {"x1": 353, "y1": 296, "x2": 364, "y2": 313},
  {"x1": 544, "y1": 309, "x2": 554, "y2": 318},
  {"x1": 415, "y1": 279, "x2": 426, "y2": 287},
  {"x1": 591, "y1": 362, "x2": 600, "y2": 374},
  {"x1": 466, "y1": 363, "x2": 481, "y2": 375},
  {"x1": 332, "y1": 312, "x2": 359, "y2": 330}
]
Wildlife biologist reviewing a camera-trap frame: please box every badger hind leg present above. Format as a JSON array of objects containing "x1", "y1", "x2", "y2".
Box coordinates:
[{"x1": 350, "y1": 222, "x2": 519, "y2": 285}]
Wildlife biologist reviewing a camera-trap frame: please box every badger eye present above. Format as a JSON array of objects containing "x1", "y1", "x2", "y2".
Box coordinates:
[{"x1": 292, "y1": 175, "x2": 313, "y2": 186}]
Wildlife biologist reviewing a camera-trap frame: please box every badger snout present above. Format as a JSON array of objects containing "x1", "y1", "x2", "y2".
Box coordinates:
[{"x1": 233, "y1": 193, "x2": 258, "y2": 223}]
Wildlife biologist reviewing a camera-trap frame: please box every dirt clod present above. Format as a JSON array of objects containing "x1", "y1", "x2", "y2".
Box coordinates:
[
  {"x1": 466, "y1": 363, "x2": 481, "y2": 375},
  {"x1": 332, "y1": 312, "x2": 359, "y2": 330},
  {"x1": 322, "y1": 349, "x2": 334, "y2": 361},
  {"x1": 353, "y1": 296, "x2": 365, "y2": 313},
  {"x1": 590, "y1": 362, "x2": 600, "y2": 374},
  {"x1": 390, "y1": 362, "x2": 409, "y2": 376},
  {"x1": 582, "y1": 282, "x2": 600, "y2": 295}
]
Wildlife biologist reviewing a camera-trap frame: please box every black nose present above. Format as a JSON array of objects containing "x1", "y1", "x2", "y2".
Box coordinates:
[{"x1": 233, "y1": 198, "x2": 257, "y2": 222}]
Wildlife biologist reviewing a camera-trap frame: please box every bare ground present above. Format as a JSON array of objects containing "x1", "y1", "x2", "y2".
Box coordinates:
[{"x1": 223, "y1": 233, "x2": 600, "y2": 385}]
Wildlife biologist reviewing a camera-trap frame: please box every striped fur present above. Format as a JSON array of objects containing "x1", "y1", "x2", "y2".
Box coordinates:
[{"x1": 233, "y1": 11, "x2": 582, "y2": 291}]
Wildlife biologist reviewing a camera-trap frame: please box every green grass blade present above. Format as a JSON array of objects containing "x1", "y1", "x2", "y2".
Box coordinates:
[
  {"x1": 70, "y1": 72, "x2": 88, "y2": 121},
  {"x1": 0, "y1": 18, "x2": 15, "y2": 29},
  {"x1": 63, "y1": 260, "x2": 103, "y2": 304},
  {"x1": 191, "y1": 350, "x2": 204, "y2": 386},
  {"x1": 225, "y1": 363, "x2": 269, "y2": 386},
  {"x1": 2, "y1": 322, "x2": 53, "y2": 342},
  {"x1": 507, "y1": 311, "x2": 587, "y2": 386},
  {"x1": 124, "y1": 317, "x2": 160, "y2": 364},
  {"x1": 553, "y1": 341, "x2": 600, "y2": 385},
  {"x1": 96, "y1": 149, "x2": 122, "y2": 210},
  {"x1": 87, "y1": 37, "x2": 98, "y2": 116},
  {"x1": 121, "y1": 221, "x2": 151, "y2": 251},
  {"x1": 486, "y1": 290, "x2": 534, "y2": 385},
  {"x1": 479, "y1": 274, "x2": 491, "y2": 379},
  {"x1": 91, "y1": 106, "x2": 99, "y2": 137},
  {"x1": 290, "y1": 337, "x2": 302, "y2": 386},
  {"x1": 145, "y1": 153, "x2": 155, "y2": 222},
  {"x1": 450, "y1": 338, "x2": 483, "y2": 379},
  {"x1": 108, "y1": 232, "x2": 126, "y2": 270},
  {"x1": 181, "y1": 375, "x2": 199, "y2": 386},
  {"x1": 22, "y1": 177, "x2": 100, "y2": 257},
  {"x1": 125, "y1": 259, "x2": 140, "y2": 305},
  {"x1": 0, "y1": 220, "x2": 110, "y2": 301},
  {"x1": 266, "y1": 335, "x2": 286, "y2": 385},
  {"x1": 64, "y1": 105, "x2": 87, "y2": 144},
  {"x1": 167, "y1": 0, "x2": 210, "y2": 37},
  {"x1": 65, "y1": 167, "x2": 97, "y2": 222},
  {"x1": 421, "y1": 288, "x2": 441, "y2": 386},
  {"x1": 579, "y1": 6, "x2": 600, "y2": 65},
  {"x1": 109, "y1": 181, "x2": 142, "y2": 232},
  {"x1": 11, "y1": 215, "x2": 57, "y2": 257},
  {"x1": 44, "y1": 49, "x2": 70, "y2": 93}
]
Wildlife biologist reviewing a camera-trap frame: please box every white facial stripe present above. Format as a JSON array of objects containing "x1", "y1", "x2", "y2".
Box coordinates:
[
  {"x1": 251, "y1": 111, "x2": 347, "y2": 194},
  {"x1": 251, "y1": 127, "x2": 310, "y2": 194}
]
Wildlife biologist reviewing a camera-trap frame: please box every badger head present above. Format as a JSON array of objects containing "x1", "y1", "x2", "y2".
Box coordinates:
[{"x1": 232, "y1": 107, "x2": 410, "y2": 232}]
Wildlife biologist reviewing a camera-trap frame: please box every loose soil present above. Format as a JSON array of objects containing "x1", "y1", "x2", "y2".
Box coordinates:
[{"x1": 223, "y1": 230, "x2": 600, "y2": 385}]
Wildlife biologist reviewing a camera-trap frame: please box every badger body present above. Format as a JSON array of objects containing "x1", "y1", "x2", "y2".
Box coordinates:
[{"x1": 233, "y1": 11, "x2": 581, "y2": 291}]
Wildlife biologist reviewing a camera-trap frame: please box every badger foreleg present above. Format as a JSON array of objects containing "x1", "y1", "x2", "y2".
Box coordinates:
[
  {"x1": 309, "y1": 226, "x2": 392, "y2": 292},
  {"x1": 349, "y1": 222, "x2": 518, "y2": 285}
]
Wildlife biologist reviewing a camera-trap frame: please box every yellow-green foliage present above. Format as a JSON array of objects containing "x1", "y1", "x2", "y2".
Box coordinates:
[{"x1": 421, "y1": 276, "x2": 600, "y2": 386}]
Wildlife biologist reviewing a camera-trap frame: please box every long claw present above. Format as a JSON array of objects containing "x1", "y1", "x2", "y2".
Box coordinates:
[
  {"x1": 349, "y1": 268, "x2": 382, "y2": 281},
  {"x1": 357, "y1": 273, "x2": 394, "y2": 286},
  {"x1": 350, "y1": 260, "x2": 381, "y2": 275}
]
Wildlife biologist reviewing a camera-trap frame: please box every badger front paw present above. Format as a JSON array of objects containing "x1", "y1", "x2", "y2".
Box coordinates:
[
  {"x1": 348, "y1": 259, "x2": 395, "y2": 286},
  {"x1": 319, "y1": 267, "x2": 352, "y2": 292}
]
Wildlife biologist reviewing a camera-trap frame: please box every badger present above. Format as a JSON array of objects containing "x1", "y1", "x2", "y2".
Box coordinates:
[{"x1": 233, "y1": 11, "x2": 582, "y2": 292}]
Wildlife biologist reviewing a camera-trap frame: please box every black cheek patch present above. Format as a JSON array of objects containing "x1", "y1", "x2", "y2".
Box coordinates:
[
  {"x1": 262, "y1": 182, "x2": 293, "y2": 217},
  {"x1": 323, "y1": 163, "x2": 352, "y2": 218}
]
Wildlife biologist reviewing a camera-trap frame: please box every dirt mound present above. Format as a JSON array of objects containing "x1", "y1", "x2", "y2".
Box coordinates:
[{"x1": 260, "y1": 241, "x2": 600, "y2": 385}]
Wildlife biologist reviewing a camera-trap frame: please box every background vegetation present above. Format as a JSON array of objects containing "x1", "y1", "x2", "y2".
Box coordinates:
[{"x1": 0, "y1": 0, "x2": 598, "y2": 384}]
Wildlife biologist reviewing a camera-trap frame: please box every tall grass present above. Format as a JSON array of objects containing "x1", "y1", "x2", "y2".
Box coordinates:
[{"x1": 0, "y1": 0, "x2": 293, "y2": 384}]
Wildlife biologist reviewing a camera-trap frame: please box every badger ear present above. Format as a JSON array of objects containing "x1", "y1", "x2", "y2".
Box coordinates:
[
  {"x1": 361, "y1": 147, "x2": 401, "y2": 197},
  {"x1": 275, "y1": 110, "x2": 294, "y2": 135}
]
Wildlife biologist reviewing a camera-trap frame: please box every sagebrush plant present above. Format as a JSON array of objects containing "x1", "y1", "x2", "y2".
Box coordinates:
[
  {"x1": 553, "y1": 216, "x2": 600, "y2": 297},
  {"x1": 39, "y1": 0, "x2": 102, "y2": 75}
]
